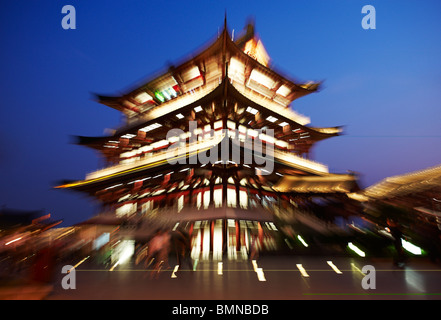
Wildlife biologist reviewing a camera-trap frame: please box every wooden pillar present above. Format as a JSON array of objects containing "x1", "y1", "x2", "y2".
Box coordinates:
[
  {"x1": 235, "y1": 178, "x2": 240, "y2": 209},
  {"x1": 222, "y1": 173, "x2": 228, "y2": 207},
  {"x1": 189, "y1": 222, "x2": 194, "y2": 238},
  {"x1": 258, "y1": 222, "x2": 264, "y2": 248},
  {"x1": 235, "y1": 220, "x2": 241, "y2": 251},
  {"x1": 210, "y1": 177, "x2": 215, "y2": 207},
  {"x1": 222, "y1": 219, "x2": 227, "y2": 256},
  {"x1": 188, "y1": 185, "x2": 193, "y2": 208}
]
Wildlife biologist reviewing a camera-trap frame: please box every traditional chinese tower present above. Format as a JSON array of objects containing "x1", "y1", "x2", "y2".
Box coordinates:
[{"x1": 57, "y1": 20, "x2": 358, "y2": 259}]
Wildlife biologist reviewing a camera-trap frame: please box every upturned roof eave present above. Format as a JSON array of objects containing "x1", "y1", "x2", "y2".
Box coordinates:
[
  {"x1": 75, "y1": 78, "x2": 337, "y2": 150},
  {"x1": 93, "y1": 22, "x2": 319, "y2": 114}
]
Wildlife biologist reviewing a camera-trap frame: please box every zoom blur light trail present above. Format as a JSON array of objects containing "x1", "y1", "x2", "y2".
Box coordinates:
[
  {"x1": 5, "y1": 237, "x2": 22, "y2": 246},
  {"x1": 327, "y1": 261, "x2": 343, "y2": 274},
  {"x1": 69, "y1": 256, "x2": 90, "y2": 273},
  {"x1": 348, "y1": 242, "x2": 366, "y2": 257},
  {"x1": 297, "y1": 235, "x2": 309, "y2": 247},
  {"x1": 296, "y1": 264, "x2": 310, "y2": 277},
  {"x1": 252, "y1": 260, "x2": 266, "y2": 281},
  {"x1": 401, "y1": 238, "x2": 422, "y2": 255},
  {"x1": 218, "y1": 262, "x2": 223, "y2": 275},
  {"x1": 171, "y1": 265, "x2": 180, "y2": 278}
]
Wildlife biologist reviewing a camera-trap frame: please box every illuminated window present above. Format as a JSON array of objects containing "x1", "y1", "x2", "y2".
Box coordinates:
[
  {"x1": 229, "y1": 57, "x2": 246, "y2": 83},
  {"x1": 276, "y1": 85, "x2": 291, "y2": 97},
  {"x1": 141, "y1": 201, "x2": 152, "y2": 214},
  {"x1": 168, "y1": 135, "x2": 180, "y2": 143},
  {"x1": 240, "y1": 190, "x2": 248, "y2": 209},
  {"x1": 246, "y1": 106, "x2": 258, "y2": 115},
  {"x1": 151, "y1": 140, "x2": 169, "y2": 149},
  {"x1": 161, "y1": 87, "x2": 177, "y2": 100},
  {"x1": 139, "y1": 123, "x2": 162, "y2": 132},
  {"x1": 194, "y1": 105, "x2": 203, "y2": 113},
  {"x1": 214, "y1": 188, "x2": 222, "y2": 208},
  {"x1": 249, "y1": 69, "x2": 275, "y2": 89},
  {"x1": 227, "y1": 188, "x2": 237, "y2": 208},
  {"x1": 259, "y1": 133, "x2": 275, "y2": 144},
  {"x1": 182, "y1": 66, "x2": 201, "y2": 82},
  {"x1": 214, "y1": 120, "x2": 223, "y2": 130},
  {"x1": 197, "y1": 192, "x2": 202, "y2": 210},
  {"x1": 276, "y1": 140, "x2": 288, "y2": 149},
  {"x1": 134, "y1": 92, "x2": 152, "y2": 104},
  {"x1": 116, "y1": 203, "x2": 137, "y2": 217},
  {"x1": 154, "y1": 91, "x2": 165, "y2": 102},
  {"x1": 203, "y1": 190, "x2": 210, "y2": 209},
  {"x1": 178, "y1": 195, "x2": 184, "y2": 212},
  {"x1": 213, "y1": 220, "x2": 223, "y2": 260},
  {"x1": 247, "y1": 129, "x2": 258, "y2": 137},
  {"x1": 121, "y1": 133, "x2": 136, "y2": 139},
  {"x1": 227, "y1": 120, "x2": 236, "y2": 130}
]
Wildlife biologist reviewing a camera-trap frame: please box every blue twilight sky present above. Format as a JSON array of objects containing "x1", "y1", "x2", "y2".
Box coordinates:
[{"x1": 0, "y1": 1, "x2": 440, "y2": 226}]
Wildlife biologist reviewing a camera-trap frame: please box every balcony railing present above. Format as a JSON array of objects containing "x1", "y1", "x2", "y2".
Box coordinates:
[
  {"x1": 86, "y1": 132, "x2": 225, "y2": 180},
  {"x1": 86, "y1": 133, "x2": 328, "y2": 181}
]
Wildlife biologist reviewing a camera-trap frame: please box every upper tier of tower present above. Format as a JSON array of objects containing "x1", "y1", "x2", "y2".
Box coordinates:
[{"x1": 95, "y1": 20, "x2": 320, "y2": 125}]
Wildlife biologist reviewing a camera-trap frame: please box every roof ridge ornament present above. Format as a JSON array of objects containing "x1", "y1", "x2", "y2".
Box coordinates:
[{"x1": 224, "y1": 10, "x2": 227, "y2": 30}]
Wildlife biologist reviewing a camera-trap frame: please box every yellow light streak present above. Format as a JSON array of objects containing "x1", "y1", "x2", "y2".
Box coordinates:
[
  {"x1": 348, "y1": 242, "x2": 366, "y2": 257},
  {"x1": 55, "y1": 227, "x2": 75, "y2": 240},
  {"x1": 55, "y1": 143, "x2": 213, "y2": 189},
  {"x1": 109, "y1": 261, "x2": 119, "y2": 272},
  {"x1": 218, "y1": 262, "x2": 223, "y2": 275},
  {"x1": 297, "y1": 235, "x2": 309, "y2": 247},
  {"x1": 171, "y1": 265, "x2": 179, "y2": 278},
  {"x1": 251, "y1": 260, "x2": 266, "y2": 281},
  {"x1": 69, "y1": 256, "x2": 90, "y2": 273},
  {"x1": 256, "y1": 268, "x2": 266, "y2": 281},
  {"x1": 5, "y1": 237, "x2": 22, "y2": 246},
  {"x1": 296, "y1": 264, "x2": 310, "y2": 277},
  {"x1": 251, "y1": 260, "x2": 258, "y2": 272},
  {"x1": 350, "y1": 263, "x2": 366, "y2": 276},
  {"x1": 327, "y1": 261, "x2": 343, "y2": 274}
]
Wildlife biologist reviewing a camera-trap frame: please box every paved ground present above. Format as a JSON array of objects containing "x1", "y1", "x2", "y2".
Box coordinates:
[{"x1": 47, "y1": 254, "x2": 441, "y2": 300}]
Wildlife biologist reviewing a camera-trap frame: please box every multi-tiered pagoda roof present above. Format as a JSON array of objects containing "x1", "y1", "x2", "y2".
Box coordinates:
[
  {"x1": 57, "y1": 20, "x2": 355, "y2": 195},
  {"x1": 57, "y1": 20, "x2": 357, "y2": 240},
  {"x1": 57, "y1": 19, "x2": 359, "y2": 257}
]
